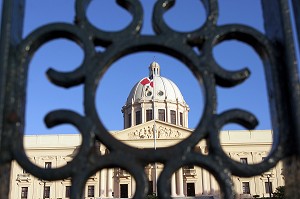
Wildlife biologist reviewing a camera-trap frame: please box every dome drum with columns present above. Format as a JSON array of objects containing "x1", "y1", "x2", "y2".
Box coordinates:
[{"x1": 122, "y1": 62, "x2": 190, "y2": 129}]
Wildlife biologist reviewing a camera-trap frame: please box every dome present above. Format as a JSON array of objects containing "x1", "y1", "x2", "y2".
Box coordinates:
[
  {"x1": 126, "y1": 76, "x2": 186, "y2": 105},
  {"x1": 125, "y1": 62, "x2": 187, "y2": 106},
  {"x1": 122, "y1": 61, "x2": 189, "y2": 129}
]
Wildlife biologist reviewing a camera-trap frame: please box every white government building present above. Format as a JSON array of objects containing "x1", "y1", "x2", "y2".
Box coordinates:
[{"x1": 10, "y1": 62, "x2": 284, "y2": 199}]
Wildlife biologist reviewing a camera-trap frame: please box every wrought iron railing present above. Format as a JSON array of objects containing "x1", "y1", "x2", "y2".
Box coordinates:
[{"x1": 0, "y1": 0, "x2": 299, "y2": 199}]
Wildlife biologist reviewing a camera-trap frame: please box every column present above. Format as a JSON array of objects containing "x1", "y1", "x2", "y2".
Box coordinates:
[
  {"x1": 141, "y1": 103, "x2": 145, "y2": 123},
  {"x1": 107, "y1": 169, "x2": 113, "y2": 197},
  {"x1": 153, "y1": 164, "x2": 157, "y2": 194},
  {"x1": 131, "y1": 177, "x2": 136, "y2": 197},
  {"x1": 184, "y1": 109, "x2": 188, "y2": 128},
  {"x1": 165, "y1": 102, "x2": 169, "y2": 122},
  {"x1": 210, "y1": 174, "x2": 215, "y2": 194},
  {"x1": 176, "y1": 100, "x2": 179, "y2": 126},
  {"x1": 202, "y1": 169, "x2": 210, "y2": 194},
  {"x1": 131, "y1": 104, "x2": 134, "y2": 127},
  {"x1": 177, "y1": 168, "x2": 184, "y2": 196},
  {"x1": 171, "y1": 174, "x2": 177, "y2": 197},
  {"x1": 100, "y1": 169, "x2": 106, "y2": 197}
]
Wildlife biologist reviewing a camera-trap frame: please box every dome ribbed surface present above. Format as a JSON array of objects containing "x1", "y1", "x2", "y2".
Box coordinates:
[{"x1": 126, "y1": 76, "x2": 186, "y2": 105}]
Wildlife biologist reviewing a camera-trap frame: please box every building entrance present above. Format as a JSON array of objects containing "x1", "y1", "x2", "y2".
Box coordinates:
[
  {"x1": 120, "y1": 184, "x2": 128, "y2": 198},
  {"x1": 187, "y1": 183, "x2": 195, "y2": 196},
  {"x1": 148, "y1": 181, "x2": 153, "y2": 195}
]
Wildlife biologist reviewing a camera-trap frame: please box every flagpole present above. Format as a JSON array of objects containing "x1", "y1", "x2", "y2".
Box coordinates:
[
  {"x1": 151, "y1": 62, "x2": 157, "y2": 196},
  {"x1": 153, "y1": 67, "x2": 157, "y2": 151}
]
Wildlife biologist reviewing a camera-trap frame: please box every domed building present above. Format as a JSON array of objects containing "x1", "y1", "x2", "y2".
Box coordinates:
[
  {"x1": 115, "y1": 62, "x2": 193, "y2": 149},
  {"x1": 8, "y1": 62, "x2": 284, "y2": 199}
]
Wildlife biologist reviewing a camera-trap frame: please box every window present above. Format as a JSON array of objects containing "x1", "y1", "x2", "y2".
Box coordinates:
[
  {"x1": 242, "y1": 182, "x2": 250, "y2": 194},
  {"x1": 65, "y1": 186, "x2": 71, "y2": 198},
  {"x1": 88, "y1": 185, "x2": 95, "y2": 197},
  {"x1": 240, "y1": 158, "x2": 248, "y2": 164},
  {"x1": 22, "y1": 169, "x2": 28, "y2": 174},
  {"x1": 21, "y1": 187, "x2": 28, "y2": 199},
  {"x1": 158, "y1": 109, "x2": 165, "y2": 121},
  {"x1": 265, "y1": 182, "x2": 273, "y2": 193},
  {"x1": 44, "y1": 186, "x2": 50, "y2": 198},
  {"x1": 45, "y1": 162, "x2": 52, "y2": 169},
  {"x1": 180, "y1": 112, "x2": 183, "y2": 125},
  {"x1": 170, "y1": 110, "x2": 176, "y2": 125},
  {"x1": 135, "y1": 111, "x2": 141, "y2": 125},
  {"x1": 146, "y1": 109, "x2": 152, "y2": 122},
  {"x1": 183, "y1": 165, "x2": 195, "y2": 169},
  {"x1": 128, "y1": 113, "x2": 131, "y2": 127}
]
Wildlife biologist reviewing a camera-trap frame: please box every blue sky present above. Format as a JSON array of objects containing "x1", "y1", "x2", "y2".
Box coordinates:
[{"x1": 2, "y1": 0, "x2": 275, "y2": 134}]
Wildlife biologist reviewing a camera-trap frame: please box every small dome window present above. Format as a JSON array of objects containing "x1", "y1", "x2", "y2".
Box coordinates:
[
  {"x1": 146, "y1": 91, "x2": 152, "y2": 96},
  {"x1": 158, "y1": 91, "x2": 164, "y2": 96}
]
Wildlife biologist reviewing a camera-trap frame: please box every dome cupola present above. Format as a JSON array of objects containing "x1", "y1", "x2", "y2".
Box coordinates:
[
  {"x1": 122, "y1": 62, "x2": 189, "y2": 129},
  {"x1": 149, "y1": 61, "x2": 160, "y2": 77}
]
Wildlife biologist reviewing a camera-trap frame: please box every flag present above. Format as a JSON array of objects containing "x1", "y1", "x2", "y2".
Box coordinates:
[{"x1": 140, "y1": 78, "x2": 153, "y2": 87}]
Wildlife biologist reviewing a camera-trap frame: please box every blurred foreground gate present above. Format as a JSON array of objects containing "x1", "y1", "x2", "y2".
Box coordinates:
[{"x1": 0, "y1": 0, "x2": 300, "y2": 198}]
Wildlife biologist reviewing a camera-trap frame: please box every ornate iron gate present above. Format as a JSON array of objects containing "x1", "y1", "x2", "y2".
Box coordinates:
[{"x1": 0, "y1": 0, "x2": 299, "y2": 198}]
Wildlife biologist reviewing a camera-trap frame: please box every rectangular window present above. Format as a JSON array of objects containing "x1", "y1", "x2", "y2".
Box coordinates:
[
  {"x1": 45, "y1": 162, "x2": 52, "y2": 169},
  {"x1": 21, "y1": 187, "x2": 28, "y2": 199},
  {"x1": 128, "y1": 113, "x2": 131, "y2": 127},
  {"x1": 180, "y1": 112, "x2": 183, "y2": 125},
  {"x1": 66, "y1": 186, "x2": 71, "y2": 198},
  {"x1": 242, "y1": 182, "x2": 250, "y2": 194},
  {"x1": 183, "y1": 165, "x2": 195, "y2": 169},
  {"x1": 44, "y1": 186, "x2": 50, "y2": 198},
  {"x1": 88, "y1": 185, "x2": 95, "y2": 197},
  {"x1": 240, "y1": 158, "x2": 248, "y2": 164},
  {"x1": 135, "y1": 111, "x2": 141, "y2": 125},
  {"x1": 170, "y1": 110, "x2": 176, "y2": 125},
  {"x1": 158, "y1": 109, "x2": 165, "y2": 121},
  {"x1": 265, "y1": 182, "x2": 273, "y2": 193},
  {"x1": 146, "y1": 110, "x2": 153, "y2": 121}
]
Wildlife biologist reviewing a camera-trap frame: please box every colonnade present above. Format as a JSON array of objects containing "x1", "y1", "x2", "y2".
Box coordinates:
[
  {"x1": 100, "y1": 169, "x2": 114, "y2": 198},
  {"x1": 97, "y1": 167, "x2": 219, "y2": 198},
  {"x1": 170, "y1": 168, "x2": 185, "y2": 197}
]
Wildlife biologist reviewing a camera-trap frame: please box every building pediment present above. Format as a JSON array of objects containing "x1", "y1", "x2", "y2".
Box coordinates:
[{"x1": 112, "y1": 120, "x2": 192, "y2": 141}]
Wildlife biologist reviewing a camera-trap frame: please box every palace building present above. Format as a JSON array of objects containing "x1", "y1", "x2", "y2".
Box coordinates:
[{"x1": 9, "y1": 62, "x2": 284, "y2": 199}]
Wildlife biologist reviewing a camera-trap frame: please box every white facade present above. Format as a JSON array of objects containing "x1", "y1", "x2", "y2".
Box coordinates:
[
  {"x1": 9, "y1": 62, "x2": 284, "y2": 199},
  {"x1": 10, "y1": 130, "x2": 284, "y2": 199}
]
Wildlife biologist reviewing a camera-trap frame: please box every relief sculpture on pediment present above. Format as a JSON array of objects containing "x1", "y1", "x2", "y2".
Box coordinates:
[
  {"x1": 158, "y1": 126, "x2": 181, "y2": 138},
  {"x1": 128, "y1": 125, "x2": 182, "y2": 139}
]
